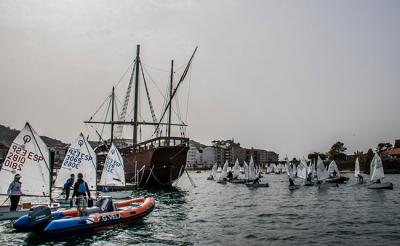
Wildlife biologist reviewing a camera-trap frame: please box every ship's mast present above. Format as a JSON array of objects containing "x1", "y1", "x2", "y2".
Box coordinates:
[
  {"x1": 133, "y1": 44, "x2": 140, "y2": 144},
  {"x1": 167, "y1": 59, "x2": 174, "y2": 140},
  {"x1": 110, "y1": 86, "x2": 115, "y2": 144}
]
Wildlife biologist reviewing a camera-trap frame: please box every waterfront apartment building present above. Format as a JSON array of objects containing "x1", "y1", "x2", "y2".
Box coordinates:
[
  {"x1": 212, "y1": 139, "x2": 242, "y2": 166},
  {"x1": 186, "y1": 139, "x2": 279, "y2": 168}
]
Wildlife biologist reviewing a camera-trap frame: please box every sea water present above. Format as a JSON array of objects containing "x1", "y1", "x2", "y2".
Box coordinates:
[{"x1": 0, "y1": 172, "x2": 399, "y2": 245}]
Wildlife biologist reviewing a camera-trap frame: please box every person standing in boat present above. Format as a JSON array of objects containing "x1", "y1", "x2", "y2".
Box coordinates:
[
  {"x1": 7, "y1": 174, "x2": 22, "y2": 211},
  {"x1": 63, "y1": 174, "x2": 75, "y2": 201},
  {"x1": 71, "y1": 173, "x2": 91, "y2": 202}
]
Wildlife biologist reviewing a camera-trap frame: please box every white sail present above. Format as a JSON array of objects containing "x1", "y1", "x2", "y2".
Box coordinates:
[
  {"x1": 297, "y1": 160, "x2": 308, "y2": 179},
  {"x1": 211, "y1": 163, "x2": 218, "y2": 178},
  {"x1": 221, "y1": 160, "x2": 229, "y2": 179},
  {"x1": 232, "y1": 159, "x2": 241, "y2": 179},
  {"x1": 99, "y1": 143, "x2": 125, "y2": 187},
  {"x1": 248, "y1": 156, "x2": 256, "y2": 180},
  {"x1": 0, "y1": 123, "x2": 50, "y2": 197},
  {"x1": 370, "y1": 153, "x2": 384, "y2": 182},
  {"x1": 316, "y1": 156, "x2": 329, "y2": 180},
  {"x1": 328, "y1": 160, "x2": 340, "y2": 177},
  {"x1": 354, "y1": 157, "x2": 360, "y2": 177},
  {"x1": 277, "y1": 163, "x2": 282, "y2": 172},
  {"x1": 243, "y1": 161, "x2": 249, "y2": 179},
  {"x1": 309, "y1": 160, "x2": 315, "y2": 176},
  {"x1": 287, "y1": 161, "x2": 295, "y2": 178},
  {"x1": 54, "y1": 133, "x2": 97, "y2": 191}
]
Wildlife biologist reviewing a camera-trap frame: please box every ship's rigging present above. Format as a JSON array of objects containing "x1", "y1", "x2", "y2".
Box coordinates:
[{"x1": 85, "y1": 45, "x2": 197, "y2": 147}]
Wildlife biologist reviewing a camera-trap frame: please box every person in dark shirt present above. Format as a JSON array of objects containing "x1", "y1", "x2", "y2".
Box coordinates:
[
  {"x1": 63, "y1": 174, "x2": 75, "y2": 201},
  {"x1": 288, "y1": 177, "x2": 295, "y2": 186},
  {"x1": 71, "y1": 173, "x2": 91, "y2": 200}
]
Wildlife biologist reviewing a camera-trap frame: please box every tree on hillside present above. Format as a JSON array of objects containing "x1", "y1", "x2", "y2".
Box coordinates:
[
  {"x1": 328, "y1": 141, "x2": 347, "y2": 160},
  {"x1": 376, "y1": 142, "x2": 393, "y2": 153},
  {"x1": 307, "y1": 152, "x2": 327, "y2": 162}
]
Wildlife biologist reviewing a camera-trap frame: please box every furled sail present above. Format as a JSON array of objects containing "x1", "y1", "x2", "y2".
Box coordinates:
[
  {"x1": 354, "y1": 157, "x2": 360, "y2": 177},
  {"x1": 99, "y1": 143, "x2": 125, "y2": 187},
  {"x1": 232, "y1": 159, "x2": 241, "y2": 179},
  {"x1": 54, "y1": 133, "x2": 97, "y2": 191},
  {"x1": 316, "y1": 156, "x2": 329, "y2": 180},
  {"x1": 0, "y1": 123, "x2": 50, "y2": 197},
  {"x1": 370, "y1": 153, "x2": 384, "y2": 182}
]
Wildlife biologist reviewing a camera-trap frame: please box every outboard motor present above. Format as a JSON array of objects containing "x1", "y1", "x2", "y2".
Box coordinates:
[
  {"x1": 27, "y1": 205, "x2": 52, "y2": 228},
  {"x1": 96, "y1": 196, "x2": 115, "y2": 212}
]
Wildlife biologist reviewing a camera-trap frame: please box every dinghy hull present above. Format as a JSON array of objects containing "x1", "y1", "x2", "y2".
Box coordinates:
[
  {"x1": 289, "y1": 185, "x2": 300, "y2": 190},
  {"x1": 245, "y1": 183, "x2": 269, "y2": 188},
  {"x1": 229, "y1": 179, "x2": 246, "y2": 184},
  {"x1": 368, "y1": 182, "x2": 393, "y2": 190},
  {"x1": 0, "y1": 203, "x2": 60, "y2": 221},
  {"x1": 325, "y1": 176, "x2": 349, "y2": 184}
]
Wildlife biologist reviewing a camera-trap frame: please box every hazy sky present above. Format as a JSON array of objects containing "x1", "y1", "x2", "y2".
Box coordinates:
[{"x1": 1, "y1": 0, "x2": 399, "y2": 159}]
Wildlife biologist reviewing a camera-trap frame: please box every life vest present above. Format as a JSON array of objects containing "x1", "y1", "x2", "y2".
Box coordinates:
[
  {"x1": 77, "y1": 181, "x2": 87, "y2": 193},
  {"x1": 64, "y1": 178, "x2": 73, "y2": 189}
]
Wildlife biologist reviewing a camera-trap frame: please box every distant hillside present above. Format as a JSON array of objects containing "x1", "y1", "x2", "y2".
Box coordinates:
[{"x1": 0, "y1": 124, "x2": 67, "y2": 147}]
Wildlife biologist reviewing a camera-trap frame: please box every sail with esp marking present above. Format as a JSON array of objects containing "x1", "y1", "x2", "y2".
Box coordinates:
[
  {"x1": 54, "y1": 133, "x2": 97, "y2": 190},
  {"x1": 0, "y1": 123, "x2": 50, "y2": 197},
  {"x1": 99, "y1": 143, "x2": 125, "y2": 187}
]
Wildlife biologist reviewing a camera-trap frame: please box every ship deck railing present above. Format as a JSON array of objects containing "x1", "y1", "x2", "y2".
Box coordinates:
[{"x1": 121, "y1": 137, "x2": 189, "y2": 153}]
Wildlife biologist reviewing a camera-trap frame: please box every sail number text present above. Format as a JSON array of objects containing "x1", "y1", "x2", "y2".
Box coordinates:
[
  {"x1": 4, "y1": 144, "x2": 44, "y2": 171},
  {"x1": 63, "y1": 148, "x2": 93, "y2": 169},
  {"x1": 104, "y1": 156, "x2": 121, "y2": 173}
]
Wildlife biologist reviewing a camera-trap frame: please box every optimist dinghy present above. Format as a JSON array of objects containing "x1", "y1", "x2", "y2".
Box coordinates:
[
  {"x1": 53, "y1": 133, "x2": 97, "y2": 206},
  {"x1": 368, "y1": 154, "x2": 393, "y2": 190},
  {"x1": 0, "y1": 123, "x2": 60, "y2": 221}
]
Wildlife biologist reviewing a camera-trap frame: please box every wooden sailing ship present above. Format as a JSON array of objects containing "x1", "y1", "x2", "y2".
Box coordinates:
[{"x1": 86, "y1": 45, "x2": 197, "y2": 188}]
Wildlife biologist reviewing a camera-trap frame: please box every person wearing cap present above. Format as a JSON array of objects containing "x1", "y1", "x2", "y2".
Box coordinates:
[{"x1": 7, "y1": 174, "x2": 22, "y2": 211}]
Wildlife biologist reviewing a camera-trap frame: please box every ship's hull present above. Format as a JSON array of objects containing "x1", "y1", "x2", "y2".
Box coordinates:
[{"x1": 122, "y1": 145, "x2": 188, "y2": 187}]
